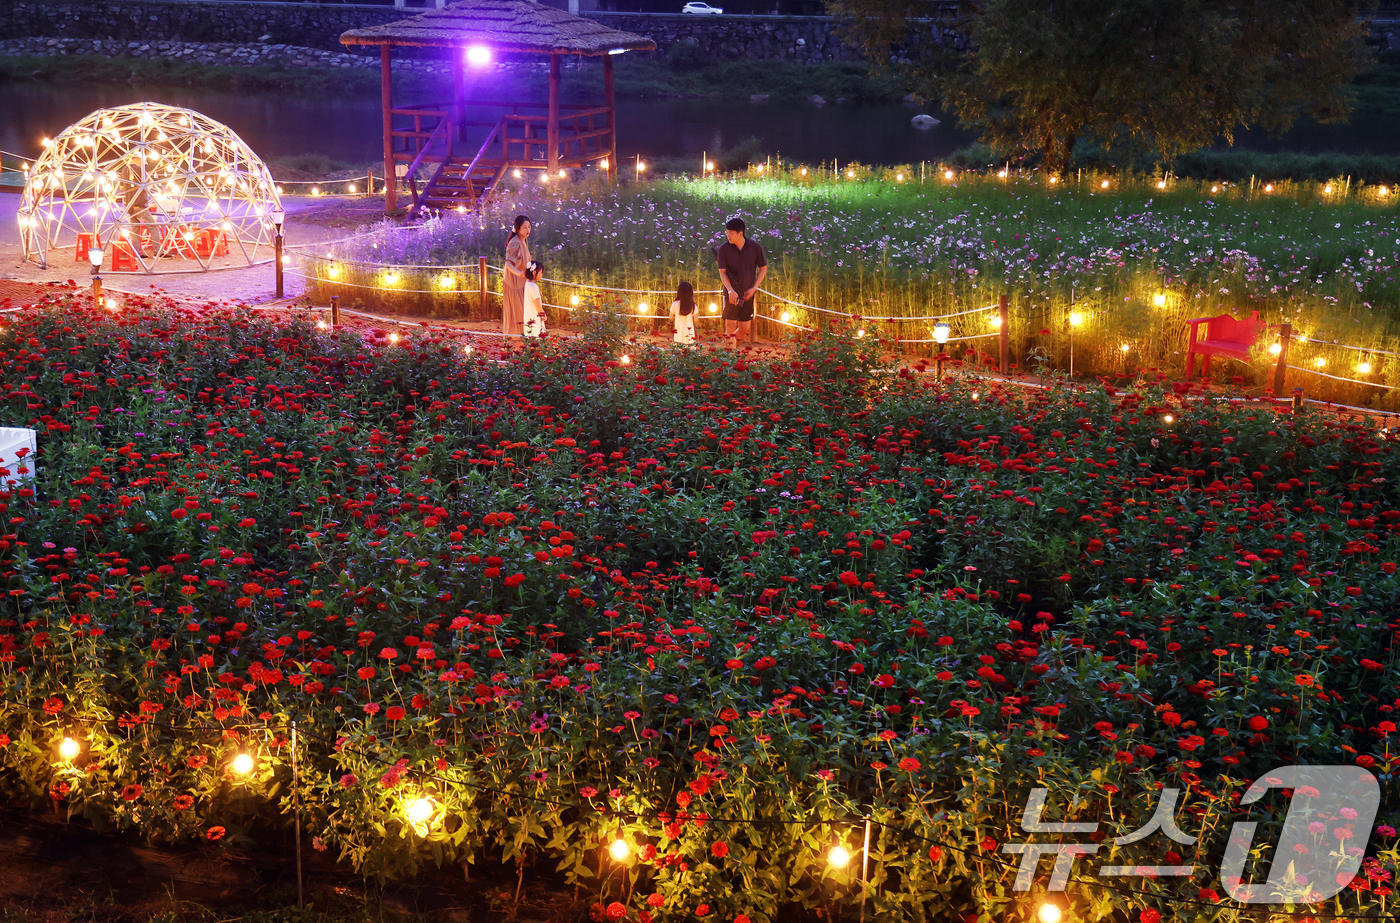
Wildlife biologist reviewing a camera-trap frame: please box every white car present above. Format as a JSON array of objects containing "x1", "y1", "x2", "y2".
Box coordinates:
[{"x1": 682, "y1": 2, "x2": 723, "y2": 13}]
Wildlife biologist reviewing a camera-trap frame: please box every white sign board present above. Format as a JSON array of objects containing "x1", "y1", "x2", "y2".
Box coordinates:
[{"x1": 0, "y1": 428, "x2": 37, "y2": 485}]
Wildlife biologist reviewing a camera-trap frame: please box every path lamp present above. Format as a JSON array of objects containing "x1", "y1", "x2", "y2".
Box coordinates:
[
  {"x1": 934, "y1": 322, "x2": 950, "y2": 378},
  {"x1": 87, "y1": 246, "x2": 104, "y2": 305},
  {"x1": 272, "y1": 206, "x2": 286, "y2": 299}
]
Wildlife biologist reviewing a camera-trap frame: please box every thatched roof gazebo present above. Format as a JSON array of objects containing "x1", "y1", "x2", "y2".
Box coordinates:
[{"x1": 341, "y1": 0, "x2": 655, "y2": 214}]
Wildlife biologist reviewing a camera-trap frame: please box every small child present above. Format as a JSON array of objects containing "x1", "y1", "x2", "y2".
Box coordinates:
[
  {"x1": 523, "y1": 261, "x2": 547, "y2": 339},
  {"x1": 669, "y1": 280, "x2": 697, "y2": 345}
]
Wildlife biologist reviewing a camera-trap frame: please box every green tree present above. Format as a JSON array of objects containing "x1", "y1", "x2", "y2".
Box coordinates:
[{"x1": 828, "y1": 0, "x2": 1375, "y2": 174}]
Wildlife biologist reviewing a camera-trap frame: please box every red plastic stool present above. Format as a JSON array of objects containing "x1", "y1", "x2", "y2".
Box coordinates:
[
  {"x1": 75, "y1": 233, "x2": 101, "y2": 262},
  {"x1": 110, "y1": 240, "x2": 139, "y2": 272}
]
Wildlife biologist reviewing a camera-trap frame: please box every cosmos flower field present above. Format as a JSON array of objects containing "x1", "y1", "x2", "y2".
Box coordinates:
[{"x1": 0, "y1": 292, "x2": 1398, "y2": 922}]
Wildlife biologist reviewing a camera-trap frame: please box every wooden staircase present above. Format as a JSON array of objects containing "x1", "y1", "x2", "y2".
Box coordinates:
[{"x1": 416, "y1": 159, "x2": 507, "y2": 211}]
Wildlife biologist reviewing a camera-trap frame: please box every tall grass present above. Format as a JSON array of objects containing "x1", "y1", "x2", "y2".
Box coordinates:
[{"x1": 305, "y1": 166, "x2": 1400, "y2": 406}]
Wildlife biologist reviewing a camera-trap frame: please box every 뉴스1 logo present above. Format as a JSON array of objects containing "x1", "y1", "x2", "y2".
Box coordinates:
[{"x1": 1002, "y1": 765, "x2": 1380, "y2": 903}]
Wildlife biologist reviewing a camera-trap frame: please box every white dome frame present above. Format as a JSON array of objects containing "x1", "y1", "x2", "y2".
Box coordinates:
[{"x1": 17, "y1": 102, "x2": 282, "y2": 274}]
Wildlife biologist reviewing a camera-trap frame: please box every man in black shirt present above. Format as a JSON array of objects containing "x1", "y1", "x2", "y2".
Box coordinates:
[{"x1": 715, "y1": 217, "x2": 767, "y2": 349}]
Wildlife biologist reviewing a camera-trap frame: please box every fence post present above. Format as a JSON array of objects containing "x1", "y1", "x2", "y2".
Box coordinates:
[
  {"x1": 1272, "y1": 323, "x2": 1291, "y2": 397},
  {"x1": 479, "y1": 256, "x2": 489, "y2": 320},
  {"x1": 330, "y1": 295, "x2": 341, "y2": 326},
  {"x1": 1293, "y1": 387, "x2": 1305, "y2": 413},
  {"x1": 998, "y1": 294, "x2": 1010, "y2": 375}
]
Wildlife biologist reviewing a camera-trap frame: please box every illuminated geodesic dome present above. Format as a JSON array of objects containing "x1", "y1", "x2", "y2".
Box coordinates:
[{"x1": 17, "y1": 102, "x2": 282, "y2": 273}]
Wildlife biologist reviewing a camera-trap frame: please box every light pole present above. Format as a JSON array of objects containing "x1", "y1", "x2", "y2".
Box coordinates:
[
  {"x1": 272, "y1": 207, "x2": 286, "y2": 299},
  {"x1": 934, "y1": 322, "x2": 950, "y2": 378},
  {"x1": 88, "y1": 246, "x2": 104, "y2": 306}
]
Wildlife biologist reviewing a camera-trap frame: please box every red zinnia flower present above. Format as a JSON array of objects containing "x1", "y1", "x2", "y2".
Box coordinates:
[
  {"x1": 386, "y1": 706, "x2": 406, "y2": 721},
  {"x1": 207, "y1": 826, "x2": 226, "y2": 841},
  {"x1": 121, "y1": 784, "x2": 143, "y2": 801},
  {"x1": 711, "y1": 841, "x2": 730, "y2": 858}
]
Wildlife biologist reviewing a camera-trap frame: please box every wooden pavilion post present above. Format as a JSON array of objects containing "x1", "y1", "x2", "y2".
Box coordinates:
[
  {"x1": 547, "y1": 54, "x2": 561, "y2": 173},
  {"x1": 604, "y1": 54, "x2": 616, "y2": 180},
  {"x1": 452, "y1": 52, "x2": 466, "y2": 145},
  {"x1": 381, "y1": 44, "x2": 395, "y2": 214}
]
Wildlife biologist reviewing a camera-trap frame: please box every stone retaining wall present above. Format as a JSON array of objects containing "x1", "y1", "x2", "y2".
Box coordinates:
[
  {"x1": 0, "y1": 36, "x2": 455, "y2": 72},
  {"x1": 586, "y1": 11, "x2": 862, "y2": 62}
]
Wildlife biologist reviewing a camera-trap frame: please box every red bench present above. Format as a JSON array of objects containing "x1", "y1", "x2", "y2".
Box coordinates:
[{"x1": 1185, "y1": 310, "x2": 1263, "y2": 378}]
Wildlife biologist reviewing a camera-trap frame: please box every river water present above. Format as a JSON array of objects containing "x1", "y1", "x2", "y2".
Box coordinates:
[{"x1": 2, "y1": 81, "x2": 1397, "y2": 168}]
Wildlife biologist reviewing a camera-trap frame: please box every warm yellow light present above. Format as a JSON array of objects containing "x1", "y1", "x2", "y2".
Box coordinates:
[
  {"x1": 280, "y1": 254, "x2": 290, "y2": 266},
  {"x1": 620, "y1": 354, "x2": 631, "y2": 365},
  {"x1": 944, "y1": 170, "x2": 954, "y2": 180},
  {"x1": 856, "y1": 329, "x2": 865, "y2": 338},
  {"x1": 828, "y1": 846, "x2": 851, "y2": 869},
  {"x1": 800, "y1": 168, "x2": 808, "y2": 176},
  {"x1": 464, "y1": 344, "x2": 473, "y2": 355},
  {"x1": 708, "y1": 303, "x2": 718, "y2": 313},
  {"x1": 847, "y1": 170, "x2": 855, "y2": 178},
  {"x1": 1157, "y1": 180, "x2": 1167, "y2": 189},
  {"x1": 558, "y1": 169, "x2": 567, "y2": 179},
  {"x1": 756, "y1": 163, "x2": 766, "y2": 173},
  {"x1": 105, "y1": 298, "x2": 116, "y2": 310},
  {"x1": 1038, "y1": 904, "x2": 1062, "y2": 923},
  {"x1": 348, "y1": 184, "x2": 357, "y2": 193},
  {"x1": 1069, "y1": 312, "x2": 1083, "y2": 327},
  {"x1": 637, "y1": 162, "x2": 646, "y2": 173},
  {"x1": 1269, "y1": 342, "x2": 1282, "y2": 355},
  {"x1": 327, "y1": 265, "x2": 340, "y2": 280},
  {"x1": 312, "y1": 187, "x2": 320, "y2": 196},
  {"x1": 1163, "y1": 414, "x2": 1174, "y2": 424},
  {"x1": 1314, "y1": 356, "x2": 1326, "y2": 368},
  {"x1": 540, "y1": 173, "x2": 549, "y2": 184},
  {"x1": 609, "y1": 839, "x2": 630, "y2": 861},
  {"x1": 998, "y1": 169, "x2": 1008, "y2": 179},
  {"x1": 896, "y1": 173, "x2": 904, "y2": 182},
  {"x1": 439, "y1": 275, "x2": 456, "y2": 289},
  {"x1": 1264, "y1": 183, "x2": 1274, "y2": 193},
  {"x1": 59, "y1": 737, "x2": 80, "y2": 760},
  {"x1": 231, "y1": 752, "x2": 255, "y2": 775},
  {"x1": 41, "y1": 137, "x2": 51, "y2": 147},
  {"x1": 1120, "y1": 343, "x2": 1130, "y2": 352},
  {"x1": 781, "y1": 311, "x2": 791, "y2": 322},
  {"x1": 1153, "y1": 292, "x2": 1167, "y2": 307},
  {"x1": 407, "y1": 797, "x2": 434, "y2": 826},
  {"x1": 317, "y1": 319, "x2": 328, "y2": 330},
  {"x1": 707, "y1": 162, "x2": 715, "y2": 171},
  {"x1": 1211, "y1": 185, "x2": 1220, "y2": 193},
  {"x1": 989, "y1": 314, "x2": 1002, "y2": 329},
  {"x1": 971, "y1": 392, "x2": 979, "y2": 400},
  {"x1": 389, "y1": 332, "x2": 400, "y2": 344},
  {"x1": 1049, "y1": 176, "x2": 1059, "y2": 185},
  {"x1": 639, "y1": 302, "x2": 649, "y2": 313},
  {"x1": 384, "y1": 273, "x2": 399, "y2": 285},
  {"x1": 276, "y1": 186, "x2": 285, "y2": 195},
  {"x1": 1100, "y1": 180, "x2": 1109, "y2": 189},
  {"x1": 513, "y1": 169, "x2": 522, "y2": 178},
  {"x1": 599, "y1": 159, "x2": 609, "y2": 170},
  {"x1": 571, "y1": 295, "x2": 580, "y2": 306},
  {"x1": 1324, "y1": 184, "x2": 1334, "y2": 194},
  {"x1": 1359, "y1": 361, "x2": 1372, "y2": 374},
  {"x1": 1380, "y1": 186, "x2": 1391, "y2": 196}
]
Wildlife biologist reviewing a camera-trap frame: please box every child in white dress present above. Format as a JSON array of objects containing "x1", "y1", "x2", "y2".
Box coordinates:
[
  {"x1": 669, "y1": 280, "x2": 697, "y2": 345},
  {"x1": 523, "y1": 261, "x2": 546, "y2": 339}
]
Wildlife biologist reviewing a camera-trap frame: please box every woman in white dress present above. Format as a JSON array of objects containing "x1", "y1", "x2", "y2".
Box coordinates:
[
  {"x1": 523, "y1": 261, "x2": 547, "y2": 338},
  {"x1": 669, "y1": 280, "x2": 697, "y2": 345}
]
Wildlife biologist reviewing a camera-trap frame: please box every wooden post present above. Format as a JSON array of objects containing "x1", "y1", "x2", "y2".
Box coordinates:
[
  {"x1": 330, "y1": 295, "x2": 341, "y2": 326},
  {"x1": 547, "y1": 54, "x2": 561, "y2": 173},
  {"x1": 1293, "y1": 387, "x2": 1305, "y2": 413},
  {"x1": 604, "y1": 54, "x2": 616, "y2": 181},
  {"x1": 367, "y1": 168, "x2": 374, "y2": 195},
  {"x1": 452, "y1": 54, "x2": 466, "y2": 146},
  {"x1": 1272, "y1": 323, "x2": 1291, "y2": 396},
  {"x1": 381, "y1": 44, "x2": 395, "y2": 214},
  {"x1": 998, "y1": 293, "x2": 1009, "y2": 375},
  {"x1": 479, "y1": 255, "x2": 489, "y2": 319},
  {"x1": 274, "y1": 232, "x2": 284, "y2": 299}
]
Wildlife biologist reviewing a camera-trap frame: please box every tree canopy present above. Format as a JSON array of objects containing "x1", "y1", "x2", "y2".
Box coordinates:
[{"x1": 827, "y1": 0, "x2": 1376, "y2": 174}]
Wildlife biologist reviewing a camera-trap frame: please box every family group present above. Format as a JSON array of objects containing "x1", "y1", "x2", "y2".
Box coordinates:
[{"x1": 500, "y1": 216, "x2": 768, "y2": 348}]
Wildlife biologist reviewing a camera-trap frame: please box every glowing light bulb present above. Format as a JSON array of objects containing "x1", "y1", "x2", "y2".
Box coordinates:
[
  {"x1": 856, "y1": 329, "x2": 865, "y2": 338},
  {"x1": 896, "y1": 173, "x2": 904, "y2": 181},
  {"x1": 317, "y1": 320, "x2": 327, "y2": 330},
  {"x1": 620, "y1": 354, "x2": 631, "y2": 364},
  {"x1": 327, "y1": 265, "x2": 340, "y2": 280},
  {"x1": 636, "y1": 162, "x2": 646, "y2": 173},
  {"x1": 1163, "y1": 414, "x2": 1174, "y2": 424},
  {"x1": 708, "y1": 303, "x2": 718, "y2": 313},
  {"x1": 348, "y1": 184, "x2": 357, "y2": 193},
  {"x1": 599, "y1": 159, "x2": 609, "y2": 170},
  {"x1": 41, "y1": 137, "x2": 51, "y2": 147},
  {"x1": 1264, "y1": 183, "x2": 1274, "y2": 193},
  {"x1": 1069, "y1": 312, "x2": 1083, "y2": 327},
  {"x1": 1324, "y1": 184, "x2": 1334, "y2": 194},
  {"x1": 1120, "y1": 343, "x2": 1130, "y2": 352},
  {"x1": 59, "y1": 737, "x2": 80, "y2": 760},
  {"x1": 466, "y1": 45, "x2": 491, "y2": 66},
  {"x1": 513, "y1": 169, "x2": 522, "y2": 178},
  {"x1": 1153, "y1": 293, "x2": 1167, "y2": 307},
  {"x1": 1211, "y1": 185, "x2": 1219, "y2": 193},
  {"x1": 800, "y1": 168, "x2": 808, "y2": 176},
  {"x1": 828, "y1": 846, "x2": 851, "y2": 868},
  {"x1": 781, "y1": 311, "x2": 791, "y2": 322},
  {"x1": 944, "y1": 170, "x2": 954, "y2": 180},
  {"x1": 1100, "y1": 180, "x2": 1109, "y2": 188},
  {"x1": 558, "y1": 169, "x2": 567, "y2": 179},
  {"x1": 276, "y1": 186, "x2": 284, "y2": 195},
  {"x1": 1038, "y1": 904, "x2": 1062, "y2": 923},
  {"x1": 1380, "y1": 186, "x2": 1391, "y2": 196},
  {"x1": 971, "y1": 392, "x2": 979, "y2": 400},
  {"x1": 639, "y1": 301, "x2": 649, "y2": 313},
  {"x1": 1269, "y1": 342, "x2": 1282, "y2": 355},
  {"x1": 1157, "y1": 180, "x2": 1166, "y2": 189},
  {"x1": 998, "y1": 169, "x2": 1008, "y2": 178},
  {"x1": 540, "y1": 173, "x2": 549, "y2": 184},
  {"x1": 570, "y1": 295, "x2": 580, "y2": 306},
  {"x1": 847, "y1": 170, "x2": 855, "y2": 178},
  {"x1": 407, "y1": 797, "x2": 434, "y2": 826},
  {"x1": 609, "y1": 839, "x2": 630, "y2": 861},
  {"x1": 311, "y1": 187, "x2": 320, "y2": 196},
  {"x1": 1314, "y1": 356, "x2": 1326, "y2": 368},
  {"x1": 384, "y1": 273, "x2": 399, "y2": 285},
  {"x1": 707, "y1": 162, "x2": 715, "y2": 170},
  {"x1": 989, "y1": 314, "x2": 1002, "y2": 329},
  {"x1": 439, "y1": 275, "x2": 456, "y2": 289},
  {"x1": 231, "y1": 752, "x2": 255, "y2": 775},
  {"x1": 464, "y1": 344, "x2": 473, "y2": 355},
  {"x1": 1360, "y1": 361, "x2": 1372, "y2": 374},
  {"x1": 389, "y1": 332, "x2": 400, "y2": 344}
]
